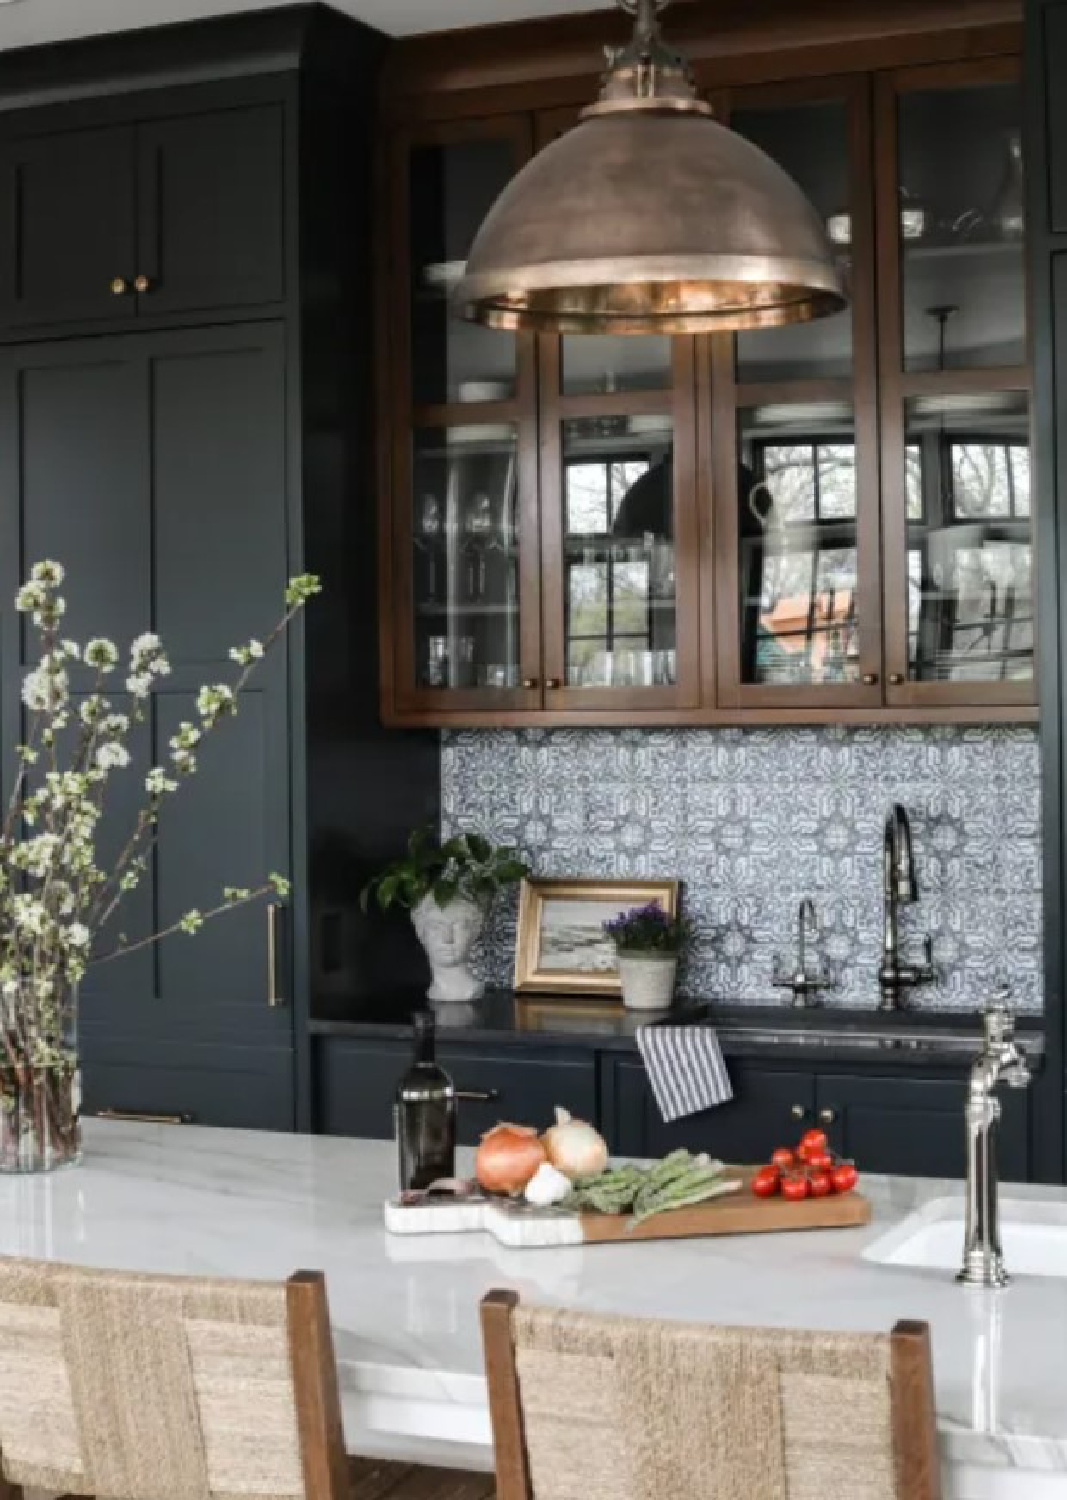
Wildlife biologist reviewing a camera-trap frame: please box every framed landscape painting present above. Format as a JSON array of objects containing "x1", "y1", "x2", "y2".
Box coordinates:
[{"x1": 514, "y1": 877, "x2": 680, "y2": 997}]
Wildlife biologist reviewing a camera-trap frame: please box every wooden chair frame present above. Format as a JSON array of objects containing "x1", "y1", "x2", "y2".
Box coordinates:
[
  {"x1": 480, "y1": 1288, "x2": 942, "y2": 1500},
  {"x1": 0, "y1": 1270, "x2": 349, "y2": 1500}
]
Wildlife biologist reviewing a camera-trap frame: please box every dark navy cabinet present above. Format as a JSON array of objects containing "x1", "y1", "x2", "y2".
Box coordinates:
[
  {"x1": 316, "y1": 1037, "x2": 597, "y2": 1147},
  {"x1": 0, "y1": 104, "x2": 285, "y2": 333},
  {"x1": 0, "y1": 8, "x2": 436, "y2": 1132}
]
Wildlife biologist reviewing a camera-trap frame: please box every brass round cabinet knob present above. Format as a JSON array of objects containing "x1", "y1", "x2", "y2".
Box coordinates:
[
  {"x1": 861, "y1": 672, "x2": 878, "y2": 686},
  {"x1": 818, "y1": 1108, "x2": 837, "y2": 1126},
  {"x1": 522, "y1": 677, "x2": 538, "y2": 691},
  {"x1": 134, "y1": 274, "x2": 153, "y2": 294},
  {"x1": 889, "y1": 672, "x2": 905, "y2": 686},
  {"x1": 545, "y1": 678, "x2": 561, "y2": 690},
  {"x1": 110, "y1": 277, "x2": 130, "y2": 296},
  {"x1": 791, "y1": 1104, "x2": 806, "y2": 1121}
]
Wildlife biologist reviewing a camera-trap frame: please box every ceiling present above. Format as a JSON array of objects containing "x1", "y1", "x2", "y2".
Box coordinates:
[{"x1": 0, "y1": 0, "x2": 620, "y2": 47}]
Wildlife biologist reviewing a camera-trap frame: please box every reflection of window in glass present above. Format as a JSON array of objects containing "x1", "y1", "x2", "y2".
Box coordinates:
[
  {"x1": 565, "y1": 461, "x2": 650, "y2": 535},
  {"x1": 905, "y1": 444, "x2": 924, "y2": 520},
  {"x1": 760, "y1": 442, "x2": 856, "y2": 521},
  {"x1": 747, "y1": 437, "x2": 859, "y2": 684},
  {"x1": 950, "y1": 441, "x2": 1030, "y2": 520},
  {"x1": 564, "y1": 455, "x2": 673, "y2": 684}
]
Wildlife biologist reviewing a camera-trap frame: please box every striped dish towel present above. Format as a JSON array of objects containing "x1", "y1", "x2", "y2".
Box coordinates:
[{"x1": 636, "y1": 1024, "x2": 733, "y2": 1123}]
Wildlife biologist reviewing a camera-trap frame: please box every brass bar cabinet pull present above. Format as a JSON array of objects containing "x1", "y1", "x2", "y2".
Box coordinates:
[
  {"x1": 97, "y1": 1109, "x2": 193, "y2": 1125},
  {"x1": 456, "y1": 1089, "x2": 501, "y2": 1104},
  {"x1": 267, "y1": 902, "x2": 285, "y2": 1008}
]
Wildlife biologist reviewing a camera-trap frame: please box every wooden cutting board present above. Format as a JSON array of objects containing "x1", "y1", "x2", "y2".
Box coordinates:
[{"x1": 384, "y1": 1167, "x2": 871, "y2": 1249}]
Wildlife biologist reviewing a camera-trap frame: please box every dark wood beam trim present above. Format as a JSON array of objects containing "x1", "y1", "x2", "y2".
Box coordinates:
[{"x1": 381, "y1": 0, "x2": 1020, "y2": 121}]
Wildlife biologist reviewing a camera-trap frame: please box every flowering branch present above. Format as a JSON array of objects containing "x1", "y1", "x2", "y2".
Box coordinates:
[
  {"x1": 94, "y1": 874, "x2": 292, "y2": 965},
  {"x1": 0, "y1": 561, "x2": 320, "y2": 1085}
]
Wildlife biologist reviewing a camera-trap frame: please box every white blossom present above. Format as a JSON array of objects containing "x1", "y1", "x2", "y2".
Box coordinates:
[
  {"x1": 85, "y1": 638, "x2": 119, "y2": 672},
  {"x1": 145, "y1": 767, "x2": 178, "y2": 797},
  {"x1": 30, "y1": 560, "x2": 65, "y2": 587},
  {"x1": 66, "y1": 923, "x2": 91, "y2": 949},
  {"x1": 126, "y1": 672, "x2": 153, "y2": 697},
  {"x1": 96, "y1": 742, "x2": 130, "y2": 771}
]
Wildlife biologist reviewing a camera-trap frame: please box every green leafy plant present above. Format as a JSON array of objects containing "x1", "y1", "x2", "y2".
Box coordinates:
[
  {"x1": 604, "y1": 902, "x2": 691, "y2": 955},
  {"x1": 362, "y1": 828, "x2": 528, "y2": 913}
]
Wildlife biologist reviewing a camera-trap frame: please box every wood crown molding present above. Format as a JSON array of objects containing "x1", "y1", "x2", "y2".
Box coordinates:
[{"x1": 381, "y1": 0, "x2": 1021, "y2": 116}]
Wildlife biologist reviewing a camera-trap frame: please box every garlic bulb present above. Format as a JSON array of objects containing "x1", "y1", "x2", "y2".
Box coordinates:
[
  {"x1": 524, "y1": 1161, "x2": 573, "y2": 1208},
  {"x1": 542, "y1": 1106, "x2": 609, "y2": 1182}
]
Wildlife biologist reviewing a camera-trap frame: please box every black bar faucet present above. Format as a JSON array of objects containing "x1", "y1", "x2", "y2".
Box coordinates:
[{"x1": 878, "y1": 803, "x2": 936, "y2": 1011}]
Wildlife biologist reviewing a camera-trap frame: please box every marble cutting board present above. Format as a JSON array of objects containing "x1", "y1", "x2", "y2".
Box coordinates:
[{"x1": 383, "y1": 1168, "x2": 872, "y2": 1249}]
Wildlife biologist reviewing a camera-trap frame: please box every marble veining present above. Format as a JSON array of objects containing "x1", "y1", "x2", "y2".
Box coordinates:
[
  {"x1": 2, "y1": 1120, "x2": 1067, "y2": 1495},
  {"x1": 441, "y1": 725, "x2": 1043, "y2": 1013}
]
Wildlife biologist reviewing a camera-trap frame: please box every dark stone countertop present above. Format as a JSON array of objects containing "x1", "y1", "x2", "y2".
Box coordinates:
[{"x1": 309, "y1": 990, "x2": 1045, "y2": 1070}]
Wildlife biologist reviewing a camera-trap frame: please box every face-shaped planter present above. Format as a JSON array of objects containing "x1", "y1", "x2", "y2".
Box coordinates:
[{"x1": 411, "y1": 893, "x2": 486, "y2": 1003}]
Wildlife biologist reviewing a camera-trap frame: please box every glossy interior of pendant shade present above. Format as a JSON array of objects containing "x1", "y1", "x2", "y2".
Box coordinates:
[{"x1": 454, "y1": 110, "x2": 849, "y2": 334}]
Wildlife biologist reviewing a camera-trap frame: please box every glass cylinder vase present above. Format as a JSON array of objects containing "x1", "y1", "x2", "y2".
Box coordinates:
[{"x1": 0, "y1": 983, "x2": 81, "y2": 1174}]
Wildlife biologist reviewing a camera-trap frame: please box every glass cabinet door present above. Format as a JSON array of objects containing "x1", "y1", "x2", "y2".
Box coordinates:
[
  {"x1": 539, "y1": 340, "x2": 701, "y2": 708},
  {"x1": 392, "y1": 118, "x2": 541, "y2": 712},
  {"x1": 714, "y1": 79, "x2": 883, "y2": 707},
  {"x1": 877, "y1": 61, "x2": 1034, "y2": 705}
]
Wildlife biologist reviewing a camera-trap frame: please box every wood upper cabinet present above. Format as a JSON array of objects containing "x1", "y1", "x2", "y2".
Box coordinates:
[
  {"x1": 379, "y1": 39, "x2": 1035, "y2": 727},
  {"x1": 0, "y1": 103, "x2": 286, "y2": 332},
  {"x1": 388, "y1": 116, "x2": 544, "y2": 717},
  {"x1": 876, "y1": 58, "x2": 1033, "y2": 709},
  {"x1": 711, "y1": 76, "x2": 883, "y2": 712}
]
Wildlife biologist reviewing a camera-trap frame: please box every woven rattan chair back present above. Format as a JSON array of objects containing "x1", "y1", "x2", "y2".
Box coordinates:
[
  {"x1": 0, "y1": 1259, "x2": 349, "y2": 1500},
  {"x1": 480, "y1": 1290, "x2": 941, "y2": 1500}
]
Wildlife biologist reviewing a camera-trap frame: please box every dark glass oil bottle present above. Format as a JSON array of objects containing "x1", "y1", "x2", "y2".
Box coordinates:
[{"x1": 395, "y1": 1009, "x2": 456, "y2": 1191}]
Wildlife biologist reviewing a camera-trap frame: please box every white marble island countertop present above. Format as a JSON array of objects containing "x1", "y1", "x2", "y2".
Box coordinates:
[{"x1": 2, "y1": 1120, "x2": 1066, "y2": 1500}]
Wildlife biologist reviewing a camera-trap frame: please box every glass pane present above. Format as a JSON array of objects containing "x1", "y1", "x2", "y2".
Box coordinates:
[
  {"x1": 737, "y1": 402, "x2": 861, "y2": 686},
  {"x1": 898, "y1": 83, "x2": 1025, "y2": 372},
  {"x1": 561, "y1": 415, "x2": 676, "y2": 688},
  {"x1": 733, "y1": 100, "x2": 853, "y2": 382},
  {"x1": 410, "y1": 138, "x2": 518, "y2": 405},
  {"x1": 902, "y1": 391, "x2": 1033, "y2": 683},
  {"x1": 411, "y1": 424, "x2": 521, "y2": 691},
  {"x1": 561, "y1": 335, "x2": 672, "y2": 395}
]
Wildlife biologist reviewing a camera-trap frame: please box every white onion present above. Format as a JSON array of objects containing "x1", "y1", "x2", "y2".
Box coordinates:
[{"x1": 542, "y1": 1106, "x2": 608, "y2": 1182}]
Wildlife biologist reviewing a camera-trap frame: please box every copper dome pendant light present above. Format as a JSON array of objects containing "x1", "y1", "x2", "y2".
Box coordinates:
[{"x1": 454, "y1": 0, "x2": 848, "y2": 335}]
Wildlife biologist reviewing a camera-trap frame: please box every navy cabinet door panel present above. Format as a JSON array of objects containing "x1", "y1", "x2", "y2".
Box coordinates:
[
  {"x1": 316, "y1": 1036, "x2": 598, "y2": 1145},
  {"x1": 137, "y1": 105, "x2": 286, "y2": 316},
  {"x1": 17, "y1": 347, "x2": 150, "y2": 646},
  {"x1": 0, "y1": 127, "x2": 137, "y2": 328},
  {"x1": 81, "y1": 1034, "x2": 295, "y2": 1130},
  {"x1": 601, "y1": 1055, "x2": 815, "y2": 1161},
  {"x1": 816, "y1": 1074, "x2": 1030, "y2": 1182},
  {"x1": 0, "y1": 326, "x2": 294, "y2": 1127}
]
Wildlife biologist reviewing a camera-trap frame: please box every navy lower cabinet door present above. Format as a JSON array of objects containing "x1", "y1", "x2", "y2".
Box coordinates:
[
  {"x1": 600, "y1": 1056, "x2": 816, "y2": 1163},
  {"x1": 815, "y1": 1074, "x2": 1032, "y2": 1182},
  {"x1": 315, "y1": 1037, "x2": 598, "y2": 1146},
  {"x1": 0, "y1": 326, "x2": 295, "y2": 1130}
]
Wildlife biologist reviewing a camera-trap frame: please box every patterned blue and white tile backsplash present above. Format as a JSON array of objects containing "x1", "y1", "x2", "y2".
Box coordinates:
[{"x1": 441, "y1": 726, "x2": 1043, "y2": 1013}]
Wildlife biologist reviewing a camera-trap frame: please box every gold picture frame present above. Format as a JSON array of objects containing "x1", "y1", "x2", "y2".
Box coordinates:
[{"x1": 514, "y1": 877, "x2": 680, "y2": 997}]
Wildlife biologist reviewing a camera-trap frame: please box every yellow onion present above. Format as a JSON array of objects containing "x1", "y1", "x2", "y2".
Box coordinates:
[
  {"x1": 474, "y1": 1123, "x2": 547, "y2": 1196},
  {"x1": 542, "y1": 1106, "x2": 608, "y2": 1181}
]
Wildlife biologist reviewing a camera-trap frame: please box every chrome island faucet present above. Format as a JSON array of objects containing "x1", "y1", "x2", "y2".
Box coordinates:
[
  {"x1": 878, "y1": 803, "x2": 936, "y2": 1011},
  {"x1": 958, "y1": 997, "x2": 1031, "y2": 1289}
]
